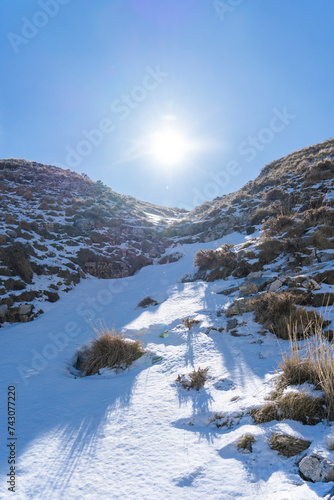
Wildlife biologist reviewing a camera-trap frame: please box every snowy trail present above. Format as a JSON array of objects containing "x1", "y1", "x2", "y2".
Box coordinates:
[{"x1": 0, "y1": 235, "x2": 330, "y2": 499}]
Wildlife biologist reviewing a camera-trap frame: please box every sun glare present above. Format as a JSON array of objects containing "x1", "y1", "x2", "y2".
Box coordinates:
[{"x1": 150, "y1": 128, "x2": 190, "y2": 165}]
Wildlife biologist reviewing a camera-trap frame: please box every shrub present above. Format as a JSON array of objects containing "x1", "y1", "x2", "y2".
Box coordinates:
[
  {"x1": 309, "y1": 230, "x2": 334, "y2": 250},
  {"x1": 258, "y1": 238, "x2": 285, "y2": 265},
  {"x1": 194, "y1": 244, "x2": 238, "y2": 281},
  {"x1": 176, "y1": 367, "x2": 209, "y2": 391},
  {"x1": 0, "y1": 242, "x2": 34, "y2": 283},
  {"x1": 250, "y1": 208, "x2": 272, "y2": 225},
  {"x1": 300, "y1": 207, "x2": 334, "y2": 229},
  {"x1": 76, "y1": 248, "x2": 99, "y2": 266},
  {"x1": 250, "y1": 292, "x2": 324, "y2": 339},
  {"x1": 304, "y1": 159, "x2": 334, "y2": 183},
  {"x1": 261, "y1": 215, "x2": 294, "y2": 236},
  {"x1": 79, "y1": 324, "x2": 145, "y2": 376},
  {"x1": 264, "y1": 188, "x2": 285, "y2": 203}
]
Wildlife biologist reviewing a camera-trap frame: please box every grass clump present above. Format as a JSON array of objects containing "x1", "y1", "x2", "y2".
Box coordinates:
[
  {"x1": 258, "y1": 237, "x2": 285, "y2": 265},
  {"x1": 261, "y1": 215, "x2": 295, "y2": 236},
  {"x1": 278, "y1": 321, "x2": 334, "y2": 420},
  {"x1": 176, "y1": 367, "x2": 209, "y2": 391},
  {"x1": 182, "y1": 317, "x2": 200, "y2": 330},
  {"x1": 194, "y1": 244, "x2": 253, "y2": 281},
  {"x1": 78, "y1": 323, "x2": 145, "y2": 376},
  {"x1": 194, "y1": 244, "x2": 238, "y2": 280},
  {"x1": 270, "y1": 433, "x2": 311, "y2": 457},
  {"x1": 237, "y1": 433, "x2": 255, "y2": 452},
  {"x1": 250, "y1": 391, "x2": 324, "y2": 425},
  {"x1": 250, "y1": 291, "x2": 324, "y2": 339}
]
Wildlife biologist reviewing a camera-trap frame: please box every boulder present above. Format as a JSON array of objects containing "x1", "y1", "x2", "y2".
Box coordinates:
[
  {"x1": 246, "y1": 271, "x2": 263, "y2": 280},
  {"x1": 226, "y1": 318, "x2": 238, "y2": 331},
  {"x1": 319, "y1": 252, "x2": 333, "y2": 263},
  {"x1": 18, "y1": 304, "x2": 33, "y2": 316},
  {"x1": 299, "y1": 453, "x2": 334, "y2": 482},
  {"x1": 268, "y1": 279, "x2": 283, "y2": 292},
  {"x1": 239, "y1": 282, "x2": 259, "y2": 297},
  {"x1": 0, "y1": 304, "x2": 8, "y2": 319},
  {"x1": 225, "y1": 298, "x2": 254, "y2": 317}
]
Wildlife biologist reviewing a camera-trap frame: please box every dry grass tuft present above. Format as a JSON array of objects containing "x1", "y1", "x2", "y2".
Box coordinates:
[
  {"x1": 250, "y1": 292, "x2": 324, "y2": 339},
  {"x1": 176, "y1": 367, "x2": 209, "y2": 391},
  {"x1": 250, "y1": 392, "x2": 324, "y2": 425},
  {"x1": 237, "y1": 433, "x2": 256, "y2": 452},
  {"x1": 278, "y1": 319, "x2": 334, "y2": 419},
  {"x1": 270, "y1": 433, "x2": 311, "y2": 457},
  {"x1": 79, "y1": 323, "x2": 145, "y2": 376},
  {"x1": 182, "y1": 317, "x2": 200, "y2": 330}
]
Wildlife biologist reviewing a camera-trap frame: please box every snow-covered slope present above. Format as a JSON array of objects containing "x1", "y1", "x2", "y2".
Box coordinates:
[
  {"x1": 0, "y1": 232, "x2": 333, "y2": 499},
  {"x1": 0, "y1": 138, "x2": 334, "y2": 499}
]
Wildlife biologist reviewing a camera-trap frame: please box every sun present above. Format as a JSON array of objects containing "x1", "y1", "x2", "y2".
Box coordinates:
[{"x1": 150, "y1": 128, "x2": 190, "y2": 165}]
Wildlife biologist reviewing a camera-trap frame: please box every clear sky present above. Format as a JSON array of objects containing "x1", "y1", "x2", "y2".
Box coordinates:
[{"x1": 1, "y1": 1, "x2": 334, "y2": 209}]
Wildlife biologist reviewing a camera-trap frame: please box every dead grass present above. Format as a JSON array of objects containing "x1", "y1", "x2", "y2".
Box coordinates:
[
  {"x1": 309, "y1": 230, "x2": 334, "y2": 250},
  {"x1": 270, "y1": 433, "x2": 311, "y2": 457},
  {"x1": 176, "y1": 367, "x2": 209, "y2": 390},
  {"x1": 250, "y1": 292, "x2": 323, "y2": 339},
  {"x1": 79, "y1": 323, "x2": 145, "y2": 376},
  {"x1": 194, "y1": 244, "x2": 238, "y2": 280},
  {"x1": 182, "y1": 317, "x2": 200, "y2": 330},
  {"x1": 261, "y1": 215, "x2": 295, "y2": 236},
  {"x1": 250, "y1": 391, "x2": 324, "y2": 425},
  {"x1": 278, "y1": 319, "x2": 334, "y2": 419},
  {"x1": 237, "y1": 433, "x2": 255, "y2": 452},
  {"x1": 258, "y1": 237, "x2": 285, "y2": 264}
]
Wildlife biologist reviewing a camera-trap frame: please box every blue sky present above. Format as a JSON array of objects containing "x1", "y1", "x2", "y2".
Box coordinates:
[{"x1": 1, "y1": 1, "x2": 334, "y2": 209}]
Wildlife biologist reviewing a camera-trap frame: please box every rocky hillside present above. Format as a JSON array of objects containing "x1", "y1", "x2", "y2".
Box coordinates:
[
  {"x1": 0, "y1": 159, "x2": 186, "y2": 323},
  {"x1": 168, "y1": 137, "x2": 334, "y2": 242},
  {"x1": 0, "y1": 137, "x2": 333, "y2": 325}
]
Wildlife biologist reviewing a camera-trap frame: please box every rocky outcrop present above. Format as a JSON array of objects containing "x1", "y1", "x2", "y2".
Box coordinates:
[{"x1": 299, "y1": 453, "x2": 334, "y2": 482}]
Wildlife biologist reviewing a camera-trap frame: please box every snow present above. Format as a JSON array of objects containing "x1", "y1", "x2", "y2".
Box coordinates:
[{"x1": 0, "y1": 234, "x2": 333, "y2": 499}]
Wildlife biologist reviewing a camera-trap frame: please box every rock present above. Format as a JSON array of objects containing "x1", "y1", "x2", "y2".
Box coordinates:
[
  {"x1": 6, "y1": 230, "x2": 17, "y2": 239},
  {"x1": 0, "y1": 304, "x2": 8, "y2": 319},
  {"x1": 44, "y1": 291, "x2": 60, "y2": 303},
  {"x1": 299, "y1": 453, "x2": 334, "y2": 482},
  {"x1": 268, "y1": 279, "x2": 283, "y2": 292},
  {"x1": 310, "y1": 249, "x2": 317, "y2": 260},
  {"x1": 246, "y1": 271, "x2": 263, "y2": 280},
  {"x1": 239, "y1": 282, "x2": 258, "y2": 297},
  {"x1": 319, "y1": 252, "x2": 333, "y2": 263},
  {"x1": 226, "y1": 318, "x2": 238, "y2": 331},
  {"x1": 270, "y1": 433, "x2": 311, "y2": 457},
  {"x1": 18, "y1": 304, "x2": 33, "y2": 316},
  {"x1": 225, "y1": 297, "x2": 254, "y2": 317},
  {"x1": 74, "y1": 217, "x2": 96, "y2": 233},
  {"x1": 217, "y1": 285, "x2": 239, "y2": 295},
  {"x1": 151, "y1": 355, "x2": 163, "y2": 365},
  {"x1": 309, "y1": 279, "x2": 321, "y2": 291}
]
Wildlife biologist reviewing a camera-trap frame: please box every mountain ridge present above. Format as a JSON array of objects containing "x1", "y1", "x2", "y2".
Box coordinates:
[{"x1": 0, "y1": 137, "x2": 333, "y2": 325}]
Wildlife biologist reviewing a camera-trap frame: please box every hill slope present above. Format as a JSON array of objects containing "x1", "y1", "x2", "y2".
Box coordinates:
[
  {"x1": 0, "y1": 137, "x2": 333, "y2": 326},
  {"x1": 0, "y1": 138, "x2": 334, "y2": 499}
]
